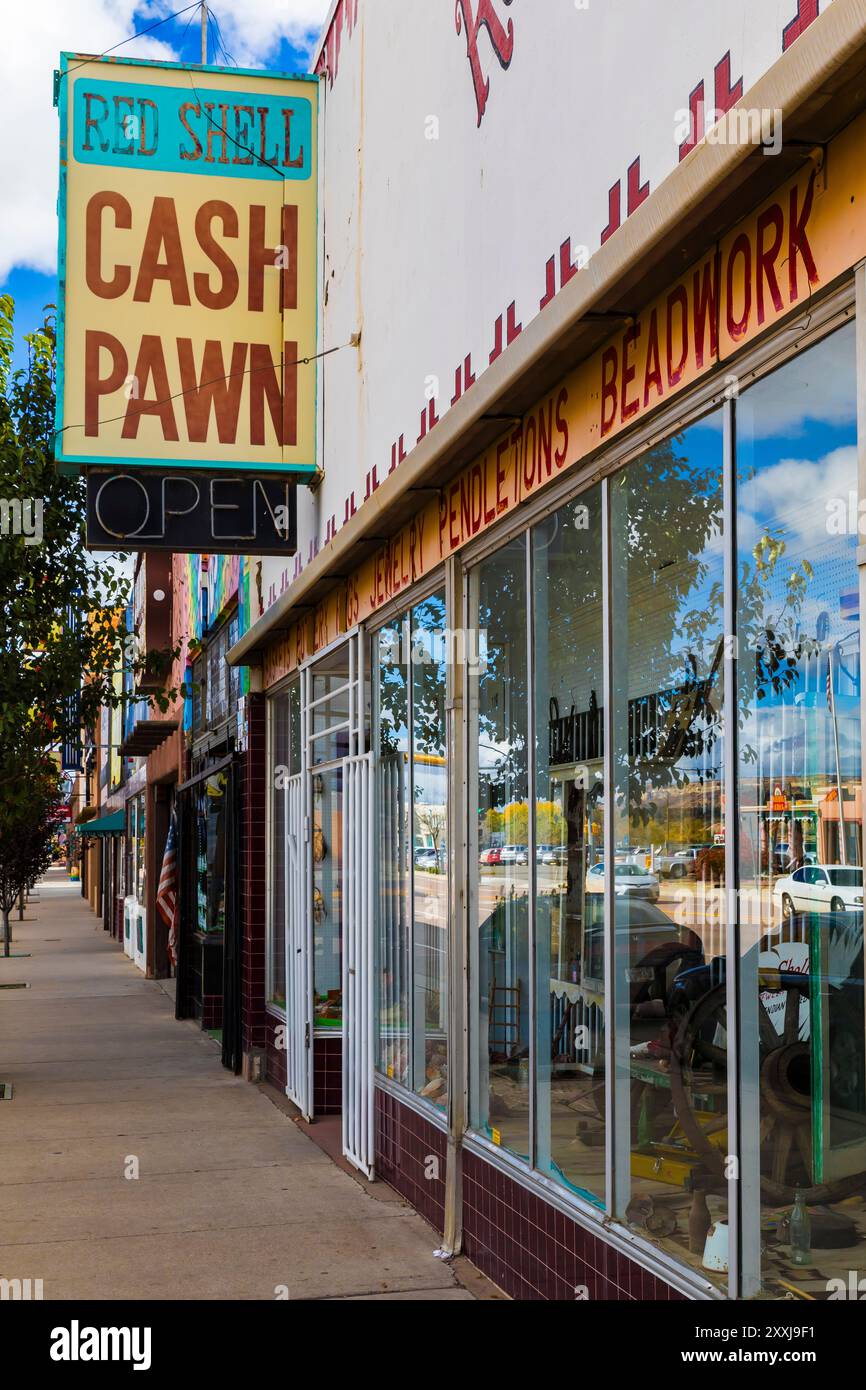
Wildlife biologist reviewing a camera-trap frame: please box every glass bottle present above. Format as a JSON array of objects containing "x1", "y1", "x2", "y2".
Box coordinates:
[{"x1": 790, "y1": 1189, "x2": 811, "y2": 1266}]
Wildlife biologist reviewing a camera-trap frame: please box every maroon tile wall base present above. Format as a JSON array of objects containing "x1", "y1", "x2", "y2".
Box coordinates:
[
  {"x1": 264, "y1": 1025, "x2": 342, "y2": 1114},
  {"x1": 265, "y1": 1009, "x2": 288, "y2": 1091},
  {"x1": 375, "y1": 1086, "x2": 447, "y2": 1234},
  {"x1": 313, "y1": 1036, "x2": 342, "y2": 1115},
  {"x1": 201, "y1": 995, "x2": 223, "y2": 1032},
  {"x1": 462, "y1": 1149, "x2": 685, "y2": 1301}
]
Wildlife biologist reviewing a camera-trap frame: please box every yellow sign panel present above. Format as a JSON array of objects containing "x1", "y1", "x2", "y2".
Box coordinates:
[{"x1": 56, "y1": 55, "x2": 318, "y2": 474}]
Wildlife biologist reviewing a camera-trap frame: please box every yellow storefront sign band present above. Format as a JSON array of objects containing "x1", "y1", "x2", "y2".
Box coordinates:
[{"x1": 263, "y1": 107, "x2": 866, "y2": 685}]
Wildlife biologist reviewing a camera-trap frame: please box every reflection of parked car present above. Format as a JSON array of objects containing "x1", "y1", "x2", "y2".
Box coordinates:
[
  {"x1": 660, "y1": 848, "x2": 700, "y2": 878},
  {"x1": 581, "y1": 895, "x2": 702, "y2": 999},
  {"x1": 774, "y1": 864, "x2": 864, "y2": 918},
  {"x1": 536, "y1": 843, "x2": 558, "y2": 862},
  {"x1": 541, "y1": 845, "x2": 568, "y2": 865},
  {"x1": 414, "y1": 848, "x2": 442, "y2": 871},
  {"x1": 501, "y1": 844, "x2": 528, "y2": 866},
  {"x1": 585, "y1": 862, "x2": 660, "y2": 901},
  {"x1": 479, "y1": 847, "x2": 502, "y2": 866}
]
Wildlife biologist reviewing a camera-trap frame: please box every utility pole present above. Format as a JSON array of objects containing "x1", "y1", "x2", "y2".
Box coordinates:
[{"x1": 201, "y1": 2, "x2": 208, "y2": 65}]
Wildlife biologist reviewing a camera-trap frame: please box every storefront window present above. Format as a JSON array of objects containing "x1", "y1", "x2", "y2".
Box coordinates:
[
  {"x1": 610, "y1": 411, "x2": 727, "y2": 1282},
  {"x1": 375, "y1": 592, "x2": 448, "y2": 1105},
  {"x1": 411, "y1": 595, "x2": 448, "y2": 1101},
  {"x1": 470, "y1": 540, "x2": 530, "y2": 1158},
  {"x1": 376, "y1": 618, "x2": 410, "y2": 1085},
  {"x1": 270, "y1": 693, "x2": 288, "y2": 1008},
  {"x1": 195, "y1": 772, "x2": 227, "y2": 933},
  {"x1": 268, "y1": 681, "x2": 303, "y2": 1012},
  {"x1": 735, "y1": 325, "x2": 866, "y2": 1292},
  {"x1": 135, "y1": 793, "x2": 146, "y2": 904},
  {"x1": 312, "y1": 766, "x2": 343, "y2": 1027},
  {"x1": 532, "y1": 487, "x2": 606, "y2": 1204},
  {"x1": 206, "y1": 615, "x2": 241, "y2": 729},
  {"x1": 124, "y1": 800, "x2": 134, "y2": 898}
]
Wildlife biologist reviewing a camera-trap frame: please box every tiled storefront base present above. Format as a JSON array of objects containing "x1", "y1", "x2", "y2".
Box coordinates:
[
  {"x1": 462, "y1": 1149, "x2": 684, "y2": 1301},
  {"x1": 375, "y1": 1086, "x2": 447, "y2": 1233},
  {"x1": 201, "y1": 994, "x2": 223, "y2": 1031},
  {"x1": 262, "y1": 1020, "x2": 342, "y2": 1114},
  {"x1": 265, "y1": 1010, "x2": 288, "y2": 1091},
  {"x1": 373, "y1": 1086, "x2": 683, "y2": 1300},
  {"x1": 314, "y1": 1035, "x2": 342, "y2": 1115}
]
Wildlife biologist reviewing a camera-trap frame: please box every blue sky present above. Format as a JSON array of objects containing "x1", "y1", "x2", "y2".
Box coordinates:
[{"x1": 2, "y1": 0, "x2": 325, "y2": 372}]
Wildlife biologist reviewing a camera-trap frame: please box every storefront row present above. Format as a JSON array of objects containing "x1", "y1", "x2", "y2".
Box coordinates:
[{"x1": 258, "y1": 297, "x2": 866, "y2": 1301}]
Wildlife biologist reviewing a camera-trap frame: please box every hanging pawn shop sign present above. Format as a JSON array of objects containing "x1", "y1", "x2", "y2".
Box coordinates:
[{"x1": 55, "y1": 54, "x2": 318, "y2": 477}]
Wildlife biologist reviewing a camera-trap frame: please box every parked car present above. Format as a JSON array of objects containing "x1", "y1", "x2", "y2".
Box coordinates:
[
  {"x1": 774, "y1": 864, "x2": 864, "y2": 918},
  {"x1": 479, "y1": 846, "x2": 502, "y2": 866},
  {"x1": 585, "y1": 862, "x2": 660, "y2": 901},
  {"x1": 500, "y1": 844, "x2": 529, "y2": 866},
  {"x1": 536, "y1": 843, "x2": 559, "y2": 863},
  {"x1": 414, "y1": 847, "x2": 442, "y2": 871}
]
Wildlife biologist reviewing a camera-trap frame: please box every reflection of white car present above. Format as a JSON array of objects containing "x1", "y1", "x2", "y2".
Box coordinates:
[
  {"x1": 500, "y1": 844, "x2": 528, "y2": 866},
  {"x1": 585, "y1": 862, "x2": 660, "y2": 901},
  {"x1": 774, "y1": 864, "x2": 864, "y2": 918}
]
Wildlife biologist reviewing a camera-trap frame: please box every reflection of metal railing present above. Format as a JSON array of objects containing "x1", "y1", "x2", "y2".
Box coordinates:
[{"x1": 550, "y1": 988, "x2": 602, "y2": 1065}]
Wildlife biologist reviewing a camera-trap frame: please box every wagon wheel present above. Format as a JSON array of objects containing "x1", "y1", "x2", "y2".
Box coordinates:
[
  {"x1": 669, "y1": 981, "x2": 866, "y2": 1206},
  {"x1": 588, "y1": 939, "x2": 704, "y2": 1124}
]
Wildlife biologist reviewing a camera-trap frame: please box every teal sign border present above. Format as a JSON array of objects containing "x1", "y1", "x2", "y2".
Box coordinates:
[{"x1": 55, "y1": 53, "x2": 320, "y2": 477}]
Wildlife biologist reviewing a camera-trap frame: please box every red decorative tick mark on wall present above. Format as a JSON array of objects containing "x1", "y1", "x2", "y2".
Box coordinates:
[
  {"x1": 678, "y1": 52, "x2": 744, "y2": 161},
  {"x1": 783, "y1": 0, "x2": 819, "y2": 51},
  {"x1": 455, "y1": 0, "x2": 515, "y2": 127},
  {"x1": 601, "y1": 159, "x2": 649, "y2": 244}
]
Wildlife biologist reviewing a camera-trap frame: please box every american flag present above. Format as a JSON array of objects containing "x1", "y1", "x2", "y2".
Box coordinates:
[{"x1": 157, "y1": 811, "x2": 179, "y2": 968}]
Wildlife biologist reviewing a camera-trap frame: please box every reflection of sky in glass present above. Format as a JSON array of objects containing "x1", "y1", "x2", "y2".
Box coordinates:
[{"x1": 737, "y1": 324, "x2": 860, "y2": 777}]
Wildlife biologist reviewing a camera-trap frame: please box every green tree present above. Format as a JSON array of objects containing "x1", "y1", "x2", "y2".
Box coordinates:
[
  {"x1": 0, "y1": 741, "x2": 63, "y2": 955},
  {"x1": 0, "y1": 296, "x2": 170, "y2": 750}
]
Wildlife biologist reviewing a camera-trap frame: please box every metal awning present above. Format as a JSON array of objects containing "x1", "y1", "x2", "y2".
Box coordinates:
[
  {"x1": 120, "y1": 719, "x2": 179, "y2": 758},
  {"x1": 76, "y1": 811, "x2": 124, "y2": 837}
]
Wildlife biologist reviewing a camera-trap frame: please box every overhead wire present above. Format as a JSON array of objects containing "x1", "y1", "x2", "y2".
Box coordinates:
[{"x1": 60, "y1": 3, "x2": 202, "y2": 81}]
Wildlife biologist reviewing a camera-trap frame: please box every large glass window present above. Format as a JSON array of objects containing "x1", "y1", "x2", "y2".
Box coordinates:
[
  {"x1": 610, "y1": 411, "x2": 727, "y2": 1284},
  {"x1": 376, "y1": 619, "x2": 410, "y2": 1085},
  {"x1": 312, "y1": 766, "x2": 343, "y2": 1028},
  {"x1": 195, "y1": 771, "x2": 227, "y2": 933},
  {"x1": 411, "y1": 595, "x2": 448, "y2": 1099},
  {"x1": 268, "y1": 683, "x2": 301, "y2": 1012},
  {"x1": 533, "y1": 488, "x2": 607, "y2": 1204},
  {"x1": 464, "y1": 314, "x2": 866, "y2": 1296},
  {"x1": 135, "y1": 793, "x2": 146, "y2": 904},
  {"x1": 470, "y1": 541, "x2": 530, "y2": 1158},
  {"x1": 735, "y1": 325, "x2": 866, "y2": 1293},
  {"x1": 306, "y1": 636, "x2": 369, "y2": 1035},
  {"x1": 375, "y1": 591, "x2": 448, "y2": 1106}
]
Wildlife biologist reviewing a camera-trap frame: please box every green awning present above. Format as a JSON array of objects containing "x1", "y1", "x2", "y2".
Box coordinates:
[{"x1": 75, "y1": 811, "x2": 124, "y2": 837}]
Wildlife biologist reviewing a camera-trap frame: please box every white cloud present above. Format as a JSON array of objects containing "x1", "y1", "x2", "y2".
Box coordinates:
[
  {"x1": 199, "y1": 0, "x2": 328, "y2": 68},
  {"x1": 738, "y1": 445, "x2": 858, "y2": 558},
  {"x1": 0, "y1": 0, "x2": 329, "y2": 281}
]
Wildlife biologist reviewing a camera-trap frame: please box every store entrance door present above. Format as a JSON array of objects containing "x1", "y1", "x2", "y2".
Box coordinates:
[
  {"x1": 299, "y1": 632, "x2": 370, "y2": 1129},
  {"x1": 284, "y1": 770, "x2": 312, "y2": 1118},
  {"x1": 342, "y1": 751, "x2": 374, "y2": 1176}
]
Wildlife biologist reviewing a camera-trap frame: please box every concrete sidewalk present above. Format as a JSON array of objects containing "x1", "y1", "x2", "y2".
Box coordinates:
[{"x1": 0, "y1": 870, "x2": 479, "y2": 1301}]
